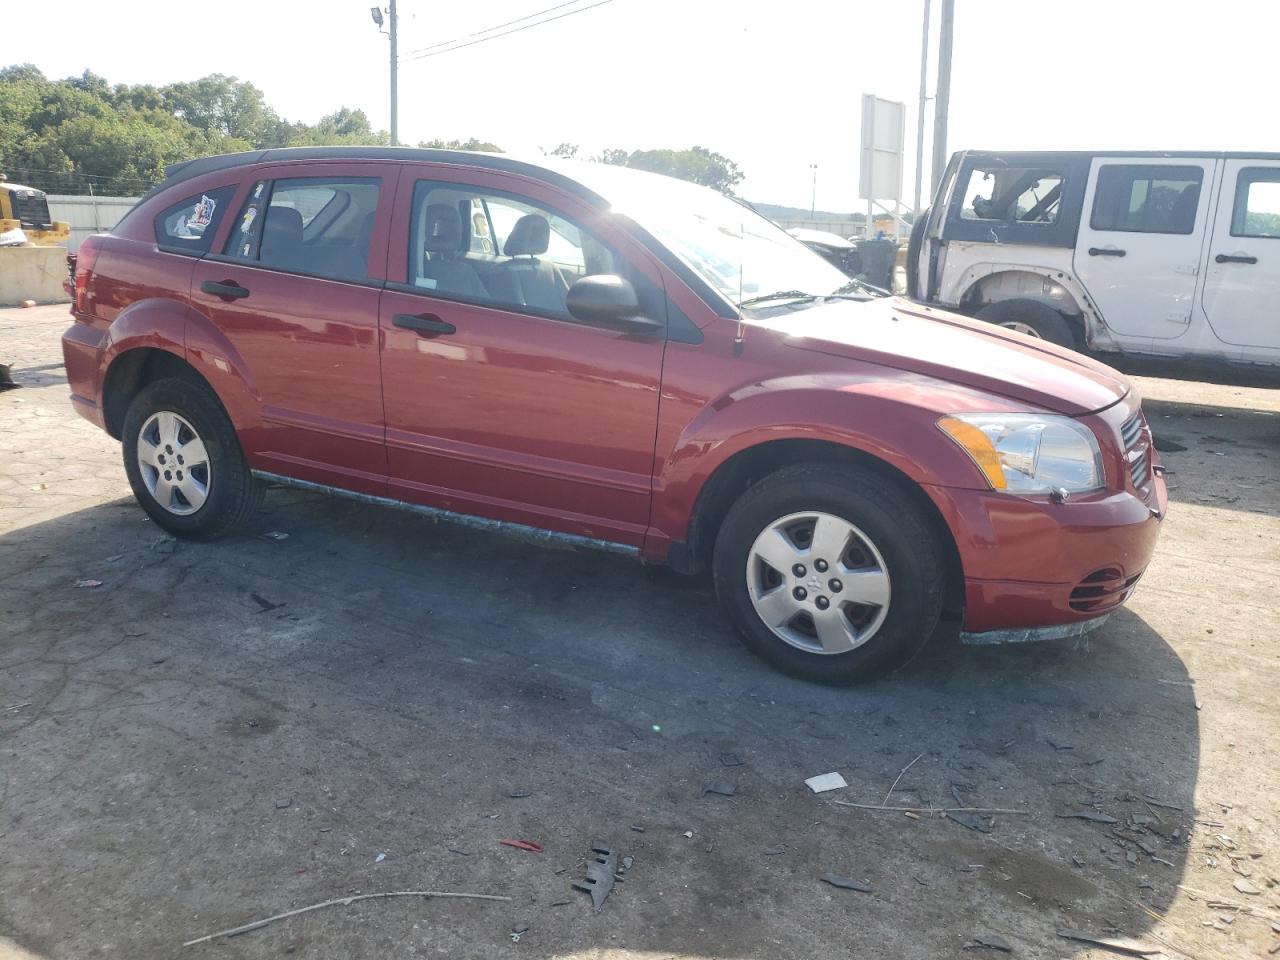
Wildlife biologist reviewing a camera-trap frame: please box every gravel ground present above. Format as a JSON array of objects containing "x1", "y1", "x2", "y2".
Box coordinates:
[{"x1": 1, "y1": 304, "x2": 1278, "y2": 959}]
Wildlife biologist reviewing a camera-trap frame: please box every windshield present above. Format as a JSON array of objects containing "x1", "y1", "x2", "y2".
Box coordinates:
[{"x1": 563, "y1": 162, "x2": 853, "y2": 307}]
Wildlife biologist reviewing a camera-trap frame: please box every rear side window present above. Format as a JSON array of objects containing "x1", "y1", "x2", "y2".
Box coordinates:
[
  {"x1": 223, "y1": 176, "x2": 380, "y2": 282},
  {"x1": 154, "y1": 185, "x2": 236, "y2": 254},
  {"x1": 1091, "y1": 165, "x2": 1202, "y2": 235},
  {"x1": 958, "y1": 167, "x2": 1064, "y2": 224},
  {"x1": 1230, "y1": 168, "x2": 1280, "y2": 239}
]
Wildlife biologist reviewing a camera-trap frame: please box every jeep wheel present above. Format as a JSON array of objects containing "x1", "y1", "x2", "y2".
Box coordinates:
[
  {"x1": 122, "y1": 377, "x2": 261, "y2": 540},
  {"x1": 713, "y1": 463, "x2": 944, "y2": 684},
  {"x1": 976, "y1": 299, "x2": 1077, "y2": 349}
]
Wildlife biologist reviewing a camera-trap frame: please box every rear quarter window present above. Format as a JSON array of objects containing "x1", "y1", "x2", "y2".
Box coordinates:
[{"x1": 154, "y1": 185, "x2": 236, "y2": 254}]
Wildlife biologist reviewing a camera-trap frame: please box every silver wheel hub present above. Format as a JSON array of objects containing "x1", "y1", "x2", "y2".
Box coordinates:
[
  {"x1": 1001, "y1": 320, "x2": 1043, "y2": 339},
  {"x1": 745, "y1": 511, "x2": 891, "y2": 655},
  {"x1": 136, "y1": 411, "x2": 211, "y2": 516}
]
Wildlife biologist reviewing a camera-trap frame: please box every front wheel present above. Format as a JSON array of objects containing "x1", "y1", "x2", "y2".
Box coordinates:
[
  {"x1": 122, "y1": 377, "x2": 261, "y2": 540},
  {"x1": 713, "y1": 463, "x2": 945, "y2": 684}
]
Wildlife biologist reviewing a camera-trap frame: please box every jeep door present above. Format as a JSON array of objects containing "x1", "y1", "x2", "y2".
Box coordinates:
[
  {"x1": 377, "y1": 164, "x2": 668, "y2": 548},
  {"x1": 1200, "y1": 160, "x2": 1280, "y2": 353},
  {"x1": 1074, "y1": 158, "x2": 1214, "y2": 343},
  {"x1": 192, "y1": 161, "x2": 395, "y2": 495}
]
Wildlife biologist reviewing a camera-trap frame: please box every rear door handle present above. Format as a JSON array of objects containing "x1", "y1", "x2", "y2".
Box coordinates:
[
  {"x1": 200, "y1": 280, "x2": 250, "y2": 300},
  {"x1": 393, "y1": 313, "x2": 456, "y2": 336},
  {"x1": 1087, "y1": 247, "x2": 1126, "y2": 257},
  {"x1": 1215, "y1": 253, "x2": 1258, "y2": 264}
]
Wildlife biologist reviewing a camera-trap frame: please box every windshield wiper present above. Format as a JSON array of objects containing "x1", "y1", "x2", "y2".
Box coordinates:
[
  {"x1": 737, "y1": 290, "x2": 816, "y2": 309},
  {"x1": 832, "y1": 278, "x2": 889, "y2": 298}
]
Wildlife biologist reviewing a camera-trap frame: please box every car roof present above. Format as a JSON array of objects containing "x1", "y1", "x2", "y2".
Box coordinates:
[{"x1": 959, "y1": 148, "x2": 1280, "y2": 162}]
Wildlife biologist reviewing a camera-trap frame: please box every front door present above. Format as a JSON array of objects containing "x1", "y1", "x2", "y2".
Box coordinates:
[
  {"x1": 377, "y1": 165, "x2": 668, "y2": 547},
  {"x1": 1200, "y1": 159, "x2": 1280, "y2": 351},
  {"x1": 192, "y1": 162, "x2": 395, "y2": 494},
  {"x1": 1074, "y1": 158, "x2": 1214, "y2": 342}
]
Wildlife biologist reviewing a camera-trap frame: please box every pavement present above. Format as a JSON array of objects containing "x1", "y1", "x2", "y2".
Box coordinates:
[{"x1": 1, "y1": 303, "x2": 1278, "y2": 960}]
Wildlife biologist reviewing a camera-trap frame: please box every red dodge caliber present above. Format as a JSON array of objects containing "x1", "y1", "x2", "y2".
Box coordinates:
[{"x1": 62, "y1": 147, "x2": 1166, "y2": 682}]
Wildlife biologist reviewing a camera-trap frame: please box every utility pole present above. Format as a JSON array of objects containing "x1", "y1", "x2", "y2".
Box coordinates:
[
  {"x1": 930, "y1": 0, "x2": 954, "y2": 196},
  {"x1": 388, "y1": 0, "x2": 399, "y2": 146},
  {"x1": 913, "y1": 0, "x2": 931, "y2": 216},
  {"x1": 810, "y1": 163, "x2": 818, "y2": 217}
]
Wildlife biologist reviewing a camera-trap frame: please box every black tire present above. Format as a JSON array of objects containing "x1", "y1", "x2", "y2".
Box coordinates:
[
  {"x1": 905, "y1": 208, "x2": 928, "y2": 300},
  {"x1": 712, "y1": 463, "x2": 945, "y2": 684},
  {"x1": 121, "y1": 377, "x2": 261, "y2": 540},
  {"x1": 975, "y1": 299, "x2": 1077, "y2": 349}
]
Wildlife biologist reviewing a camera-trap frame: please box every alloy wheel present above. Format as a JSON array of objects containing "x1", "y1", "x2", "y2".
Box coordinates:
[{"x1": 136, "y1": 411, "x2": 211, "y2": 516}]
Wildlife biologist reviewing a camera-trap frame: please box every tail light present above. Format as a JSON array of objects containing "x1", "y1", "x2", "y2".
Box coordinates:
[{"x1": 68, "y1": 234, "x2": 102, "y2": 317}]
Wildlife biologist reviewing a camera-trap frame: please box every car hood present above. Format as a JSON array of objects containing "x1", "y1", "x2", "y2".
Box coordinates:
[{"x1": 749, "y1": 297, "x2": 1130, "y2": 416}]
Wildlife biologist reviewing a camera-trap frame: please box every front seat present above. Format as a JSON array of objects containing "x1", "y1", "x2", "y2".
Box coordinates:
[
  {"x1": 261, "y1": 205, "x2": 305, "y2": 270},
  {"x1": 418, "y1": 203, "x2": 489, "y2": 299},
  {"x1": 501, "y1": 214, "x2": 569, "y2": 313}
]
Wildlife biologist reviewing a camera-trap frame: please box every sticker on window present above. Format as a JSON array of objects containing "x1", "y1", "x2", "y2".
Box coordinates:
[
  {"x1": 187, "y1": 195, "x2": 217, "y2": 232},
  {"x1": 240, "y1": 206, "x2": 258, "y2": 234}
]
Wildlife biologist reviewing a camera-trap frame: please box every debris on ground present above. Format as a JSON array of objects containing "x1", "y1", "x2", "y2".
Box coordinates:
[
  {"x1": 703, "y1": 780, "x2": 736, "y2": 797},
  {"x1": 374, "y1": 853, "x2": 386, "y2": 863},
  {"x1": 963, "y1": 933, "x2": 1012, "y2": 951},
  {"x1": 510, "y1": 922, "x2": 529, "y2": 942},
  {"x1": 572, "y1": 841, "x2": 620, "y2": 911},
  {"x1": 682, "y1": 831, "x2": 693, "y2": 839},
  {"x1": 262, "y1": 531, "x2": 290, "y2": 541},
  {"x1": 182, "y1": 889, "x2": 511, "y2": 946},
  {"x1": 819, "y1": 873, "x2": 872, "y2": 893},
  {"x1": 719, "y1": 752, "x2": 744, "y2": 767},
  {"x1": 250, "y1": 593, "x2": 284, "y2": 612},
  {"x1": 498, "y1": 839, "x2": 542, "y2": 853},
  {"x1": 1056, "y1": 929, "x2": 1161, "y2": 956},
  {"x1": 74, "y1": 579, "x2": 103, "y2": 588},
  {"x1": 274, "y1": 798, "x2": 291, "y2": 809},
  {"x1": 805, "y1": 772, "x2": 848, "y2": 793},
  {"x1": 629, "y1": 824, "x2": 644, "y2": 833},
  {"x1": 883, "y1": 753, "x2": 923, "y2": 804},
  {"x1": 1056, "y1": 811, "x2": 1119, "y2": 824},
  {"x1": 946, "y1": 811, "x2": 993, "y2": 833},
  {"x1": 508, "y1": 789, "x2": 532, "y2": 799},
  {"x1": 1234, "y1": 877, "x2": 1262, "y2": 895}
]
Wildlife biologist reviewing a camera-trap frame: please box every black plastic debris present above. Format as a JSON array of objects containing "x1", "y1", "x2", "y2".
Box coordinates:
[
  {"x1": 719, "y1": 752, "x2": 744, "y2": 767},
  {"x1": 819, "y1": 873, "x2": 871, "y2": 893},
  {"x1": 703, "y1": 780, "x2": 737, "y2": 797},
  {"x1": 964, "y1": 933, "x2": 1012, "y2": 952},
  {"x1": 573, "y1": 841, "x2": 620, "y2": 911},
  {"x1": 1056, "y1": 811, "x2": 1119, "y2": 824},
  {"x1": 947, "y1": 811, "x2": 993, "y2": 833}
]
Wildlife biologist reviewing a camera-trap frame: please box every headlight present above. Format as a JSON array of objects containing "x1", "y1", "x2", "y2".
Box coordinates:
[{"x1": 938, "y1": 413, "x2": 1103, "y2": 494}]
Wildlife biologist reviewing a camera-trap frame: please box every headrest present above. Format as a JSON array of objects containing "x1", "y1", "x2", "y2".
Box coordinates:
[
  {"x1": 262, "y1": 205, "x2": 303, "y2": 246},
  {"x1": 424, "y1": 203, "x2": 463, "y2": 253},
  {"x1": 504, "y1": 214, "x2": 550, "y2": 256}
]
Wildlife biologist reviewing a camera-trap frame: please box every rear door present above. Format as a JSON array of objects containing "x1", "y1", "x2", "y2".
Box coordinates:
[
  {"x1": 1200, "y1": 159, "x2": 1280, "y2": 351},
  {"x1": 1074, "y1": 158, "x2": 1214, "y2": 341},
  {"x1": 377, "y1": 164, "x2": 668, "y2": 547},
  {"x1": 192, "y1": 161, "x2": 395, "y2": 495}
]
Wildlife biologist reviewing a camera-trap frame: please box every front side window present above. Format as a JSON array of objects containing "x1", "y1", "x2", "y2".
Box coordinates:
[
  {"x1": 223, "y1": 176, "x2": 380, "y2": 282},
  {"x1": 407, "y1": 181, "x2": 620, "y2": 319},
  {"x1": 154, "y1": 185, "x2": 236, "y2": 254},
  {"x1": 1091, "y1": 164, "x2": 1202, "y2": 235},
  {"x1": 959, "y1": 167, "x2": 1064, "y2": 224},
  {"x1": 1230, "y1": 168, "x2": 1280, "y2": 239}
]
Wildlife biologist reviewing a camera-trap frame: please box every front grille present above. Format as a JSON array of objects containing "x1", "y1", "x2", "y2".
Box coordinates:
[
  {"x1": 9, "y1": 189, "x2": 52, "y2": 229},
  {"x1": 1070, "y1": 567, "x2": 1144, "y2": 613},
  {"x1": 1120, "y1": 411, "x2": 1151, "y2": 489}
]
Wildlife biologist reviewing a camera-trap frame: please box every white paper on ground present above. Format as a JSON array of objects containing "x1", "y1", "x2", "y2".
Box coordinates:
[{"x1": 805, "y1": 772, "x2": 848, "y2": 793}]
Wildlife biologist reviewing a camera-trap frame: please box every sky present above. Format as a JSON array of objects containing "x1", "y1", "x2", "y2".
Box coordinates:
[{"x1": 11, "y1": 0, "x2": 1280, "y2": 211}]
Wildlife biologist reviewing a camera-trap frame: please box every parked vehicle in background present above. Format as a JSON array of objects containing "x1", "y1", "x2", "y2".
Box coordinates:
[
  {"x1": 909, "y1": 150, "x2": 1280, "y2": 367},
  {"x1": 786, "y1": 227, "x2": 862, "y2": 278},
  {"x1": 0, "y1": 174, "x2": 70, "y2": 246},
  {"x1": 62, "y1": 147, "x2": 1165, "y2": 683}
]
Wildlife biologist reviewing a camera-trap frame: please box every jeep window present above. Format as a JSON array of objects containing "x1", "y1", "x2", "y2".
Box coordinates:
[
  {"x1": 959, "y1": 167, "x2": 1064, "y2": 224},
  {"x1": 223, "y1": 176, "x2": 380, "y2": 282},
  {"x1": 1231, "y1": 168, "x2": 1280, "y2": 239},
  {"x1": 154, "y1": 185, "x2": 236, "y2": 254},
  {"x1": 1091, "y1": 165, "x2": 1202, "y2": 235}
]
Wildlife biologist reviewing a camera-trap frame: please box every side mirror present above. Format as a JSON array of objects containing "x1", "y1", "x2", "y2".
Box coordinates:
[{"x1": 566, "y1": 274, "x2": 663, "y2": 336}]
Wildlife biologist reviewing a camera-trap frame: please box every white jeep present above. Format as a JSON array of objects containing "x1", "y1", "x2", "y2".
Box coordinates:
[{"x1": 908, "y1": 150, "x2": 1280, "y2": 367}]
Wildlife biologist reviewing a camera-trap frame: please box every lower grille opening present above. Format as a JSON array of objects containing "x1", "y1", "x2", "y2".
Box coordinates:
[{"x1": 1070, "y1": 567, "x2": 1143, "y2": 613}]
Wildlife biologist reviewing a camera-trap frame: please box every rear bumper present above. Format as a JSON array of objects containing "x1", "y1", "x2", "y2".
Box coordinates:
[
  {"x1": 62, "y1": 320, "x2": 106, "y2": 430},
  {"x1": 925, "y1": 472, "x2": 1167, "y2": 634}
]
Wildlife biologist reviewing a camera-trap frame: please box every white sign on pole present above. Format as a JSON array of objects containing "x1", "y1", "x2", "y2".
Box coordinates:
[{"x1": 859, "y1": 95, "x2": 906, "y2": 202}]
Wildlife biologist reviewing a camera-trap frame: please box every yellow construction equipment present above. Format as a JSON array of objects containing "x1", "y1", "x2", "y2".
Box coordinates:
[{"x1": 0, "y1": 174, "x2": 70, "y2": 246}]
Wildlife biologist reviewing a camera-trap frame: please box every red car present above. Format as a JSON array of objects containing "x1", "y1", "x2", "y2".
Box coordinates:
[{"x1": 62, "y1": 147, "x2": 1166, "y2": 682}]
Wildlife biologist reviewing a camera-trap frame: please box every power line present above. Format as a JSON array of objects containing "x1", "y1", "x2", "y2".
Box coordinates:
[
  {"x1": 1, "y1": 164, "x2": 158, "y2": 185},
  {"x1": 400, "y1": 0, "x2": 616, "y2": 63},
  {"x1": 400, "y1": 0, "x2": 587, "y2": 57}
]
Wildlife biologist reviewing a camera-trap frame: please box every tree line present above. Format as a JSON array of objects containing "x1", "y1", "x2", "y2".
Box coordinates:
[{"x1": 0, "y1": 65, "x2": 744, "y2": 196}]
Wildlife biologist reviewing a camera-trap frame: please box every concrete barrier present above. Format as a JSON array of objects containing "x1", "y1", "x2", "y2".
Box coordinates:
[{"x1": 0, "y1": 246, "x2": 70, "y2": 306}]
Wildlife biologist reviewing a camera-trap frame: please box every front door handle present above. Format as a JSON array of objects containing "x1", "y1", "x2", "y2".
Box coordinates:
[
  {"x1": 393, "y1": 313, "x2": 456, "y2": 336},
  {"x1": 200, "y1": 280, "x2": 250, "y2": 300},
  {"x1": 1215, "y1": 253, "x2": 1258, "y2": 265},
  {"x1": 1087, "y1": 246, "x2": 1126, "y2": 257}
]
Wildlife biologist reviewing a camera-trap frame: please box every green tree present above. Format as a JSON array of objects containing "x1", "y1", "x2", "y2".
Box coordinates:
[
  {"x1": 419, "y1": 138, "x2": 503, "y2": 152},
  {"x1": 288, "y1": 108, "x2": 389, "y2": 147},
  {"x1": 161, "y1": 74, "x2": 278, "y2": 146},
  {"x1": 549, "y1": 142, "x2": 578, "y2": 158},
  {"x1": 598, "y1": 145, "x2": 744, "y2": 194}
]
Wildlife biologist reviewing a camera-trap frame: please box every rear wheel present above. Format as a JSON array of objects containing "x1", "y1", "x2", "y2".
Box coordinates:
[
  {"x1": 122, "y1": 377, "x2": 261, "y2": 540},
  {"x1": 713, "y1": 463, "x2": 945, "y2": 683},
  {"x1": 976, "y1": 299, "x2": 1077, "y2": 349}
]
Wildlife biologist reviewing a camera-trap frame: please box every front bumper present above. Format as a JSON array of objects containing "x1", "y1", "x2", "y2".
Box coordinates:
[{"x1": 925, "y1": 470, "x2": 1167, "y2": 635}]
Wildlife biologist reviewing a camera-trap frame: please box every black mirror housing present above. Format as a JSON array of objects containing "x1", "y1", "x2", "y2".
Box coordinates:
[{"x1": 566, "y1": 275, "x2": 660, "y2": 334}]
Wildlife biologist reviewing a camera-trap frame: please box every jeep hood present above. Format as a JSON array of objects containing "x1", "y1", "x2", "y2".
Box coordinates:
[{"x1": 750, "y1": 297, "x2": 1130, "y2": 416}]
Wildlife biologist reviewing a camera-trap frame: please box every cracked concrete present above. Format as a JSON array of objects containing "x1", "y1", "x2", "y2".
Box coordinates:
[{"x1": 1, "y1": 304, "x2": 1278, "y2": 959}]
